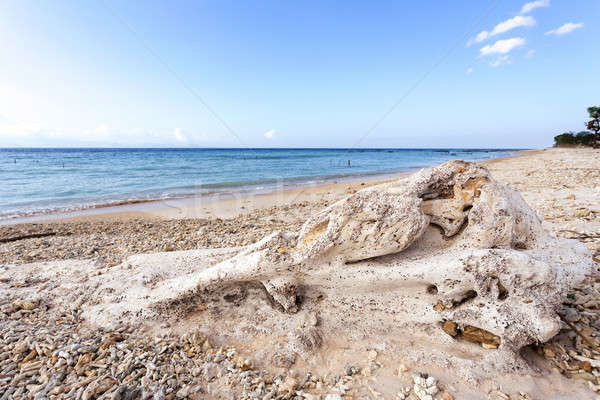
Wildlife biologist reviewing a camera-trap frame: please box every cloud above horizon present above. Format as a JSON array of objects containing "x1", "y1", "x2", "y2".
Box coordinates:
[
  {"x1": 263, "y1": 129, "x2": 276, "y2": 139},
  {"x1": 521, "y1": 0, "x2": 550, "y2": 14},
  {"x1": 466, "y1": 0, "x2": 554, "y2": 68},
  {"x1": 480, "y1": 38, "x2": 526, "y2": 56},
  {"x1": 173, "y1": 127, "x2": 187, "y2": 143},
  {"x1": 545, "y1": 22, "x2": 584, "y2": 36},
  {"x1": 0, "y1": 119, "x2": 218, "y2": 147},
  {"x1": 468, "y1": 15, "x2": 535, "y2": 46}
]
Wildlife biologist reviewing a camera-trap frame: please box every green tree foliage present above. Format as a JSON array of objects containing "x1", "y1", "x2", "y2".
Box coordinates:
[
  {"x1": 554, "y1": 131, "x2": 596, "y2": 147},
  {"x1": 555, "y1": 107, "x2": 600, "y2": 148},
  {"x1": 587, "y1": 106, "x2": 600, "y2": 148}
]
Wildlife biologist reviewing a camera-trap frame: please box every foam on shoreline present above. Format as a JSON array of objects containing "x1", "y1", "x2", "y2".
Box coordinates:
[{"x1": 0, "y1": 169, "x2": 413, "y2": 225}]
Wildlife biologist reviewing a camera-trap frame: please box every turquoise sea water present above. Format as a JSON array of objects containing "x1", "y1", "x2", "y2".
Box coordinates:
[{"x1": 0, "y1": 148, "x2": 518, "y2": 220}]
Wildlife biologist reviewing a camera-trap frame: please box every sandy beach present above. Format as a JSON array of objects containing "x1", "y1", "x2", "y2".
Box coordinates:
[
  {"x1": 1, "y1": 147, "x2": 600, "y2": 399},
  {"x1": 4, "y1": 0, "x2": 598, "y2": 397}
]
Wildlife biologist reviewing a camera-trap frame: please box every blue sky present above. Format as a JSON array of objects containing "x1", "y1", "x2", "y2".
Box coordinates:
[{"x1": 0, "y1": 0, "x2": 597, "y2": 148}]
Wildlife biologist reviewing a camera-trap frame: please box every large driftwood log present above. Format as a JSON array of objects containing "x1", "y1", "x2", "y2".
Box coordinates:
[{"x1": 195, "y1": 160, "x2": 591, "y2": 354}]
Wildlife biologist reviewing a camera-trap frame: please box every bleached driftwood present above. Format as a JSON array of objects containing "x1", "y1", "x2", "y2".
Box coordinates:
[{"x1": 195, "y1": 160, "x2": 591, "y2": 354}]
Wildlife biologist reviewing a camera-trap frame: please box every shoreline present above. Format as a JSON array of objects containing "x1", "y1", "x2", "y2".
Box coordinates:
[
  {"x1": 0, "y1": 170, "x2": 412, "y2": 225},
  {"x1": 1, "y1": 150, "x2": 529, "y2": 225}
]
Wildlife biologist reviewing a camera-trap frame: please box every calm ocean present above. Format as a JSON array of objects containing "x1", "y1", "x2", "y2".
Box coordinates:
[{"x1": 0, "y1": 148, "x2": 518, "y2": 220}]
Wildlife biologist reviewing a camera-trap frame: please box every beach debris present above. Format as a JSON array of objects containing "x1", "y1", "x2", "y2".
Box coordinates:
[
  {"x1": 0, "y1": 231, "x2": 57, "y2": 244},
  {"x1": 396, "y1": 386, "x2": 411, "y2": 400},
  {"x1": 0, "y1": 206, "x2": 315, "y2": 266},
  {"x1": 442, "y1": 321, "x2": 458, "y2": 337},
  {"x1": 535, "y1": 272, "x2": 600, "y2": 390},
  {"x1": 344, "y1": 364, "x2": 361, "y2": 376},
  {"x1": 12, "y1": 299, "x2": 36, "y2": 310},
  {"x1": 412, "y1": 373, "x2": 439, "y2": 400},
  {"x1": 0, "y1": 300, "x2": 352, "y2": 400},
  {"x1": 460, "y1": 325, "x2": 501, "y2": 349}
]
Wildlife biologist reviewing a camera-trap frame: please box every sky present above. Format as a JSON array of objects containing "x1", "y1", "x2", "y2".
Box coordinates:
[{"x1": 0, "y1": 0, "x2": 598, "y2": 148}]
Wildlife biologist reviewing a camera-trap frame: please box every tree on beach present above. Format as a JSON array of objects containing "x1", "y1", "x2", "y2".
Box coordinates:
[
  {"x1": 553, "y1": 131, "x2": 595, "y2": 147},
  {"x1": 587, "y1": 106, "x2": 600, "y2": 148}
]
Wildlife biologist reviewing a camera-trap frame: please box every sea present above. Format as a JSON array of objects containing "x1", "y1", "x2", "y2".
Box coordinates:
[{"x1": 0, "y1": 148, "x2": 519, "y2": 221}]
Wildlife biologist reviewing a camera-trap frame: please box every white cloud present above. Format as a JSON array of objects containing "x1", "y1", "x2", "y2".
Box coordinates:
[
  {"x1": 521, "y1": 0, "x2": 550, "y2": 14},
  {"x1": 489, "y1": 55, "x2": 512, "y2": 67},
  {"x1": 466, "y1": 67, "x2": 473, "y2": 75},
  {"x1": 526, "y1": 49, "x2": 535, "y2": 58},
  {"x1": 468, "y1": 16, "x2": 535, "y2": 46},
  {"x1": 468, "y1": 31, "x2": 490, "y2": 46},
  {"x1": 263, "y1": 129, "x2": 276, "y2": 139},
  {"x1": 173, "y1": 128, "x2": 188, "y2": 143},
  {"x1": 480, "y1": 37, "x2": 526, "y2": 56},
  {"x1": 492, "y1": 16, "x2": 536, "y2": 36},
  {"x1": 0, "y1": 119, "x2": 218, "y2": 147},
  {"x1": 545, "y1": 22, "x2": 584, "y2": 36}
]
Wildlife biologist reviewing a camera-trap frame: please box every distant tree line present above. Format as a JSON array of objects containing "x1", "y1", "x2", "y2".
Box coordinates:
[
  {"x1": 554, "y1": 106, "x2": 600, "y2": 148},
  {"x1": 554, "y1": 131, "x2": 596, "y2": 147}
]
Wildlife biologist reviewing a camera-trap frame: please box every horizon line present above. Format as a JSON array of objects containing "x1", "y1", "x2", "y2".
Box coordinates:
[{"x1": 0, "y1": 146, "x2": 530, "y2": 150}]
